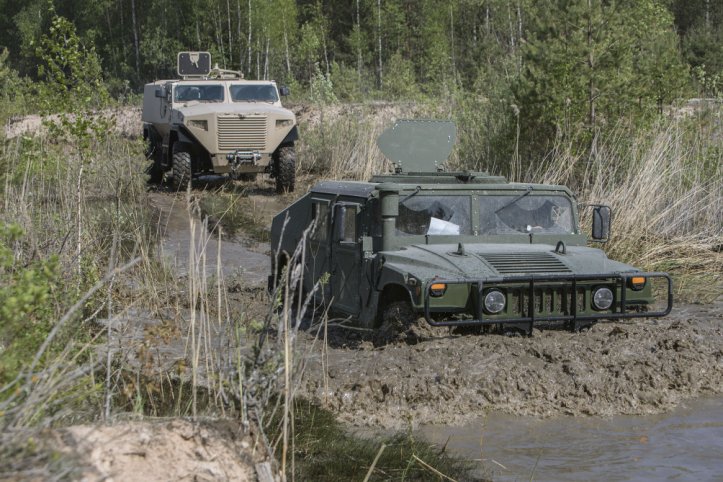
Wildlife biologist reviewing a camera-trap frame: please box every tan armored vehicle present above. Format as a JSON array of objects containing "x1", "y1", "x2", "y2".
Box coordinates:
[{"x1": 142, "y1": 52, "x2": 297, "y2": 192}]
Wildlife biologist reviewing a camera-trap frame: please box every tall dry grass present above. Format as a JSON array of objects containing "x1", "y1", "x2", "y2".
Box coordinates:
[
  {"x1": 525, "y1": 111, "x2": 722, "y2": 300},
  {"x1": 295, "y1": 102, "x2": 721, "y2": 301}
]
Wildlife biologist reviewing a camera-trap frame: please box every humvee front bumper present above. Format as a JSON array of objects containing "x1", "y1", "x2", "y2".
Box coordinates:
[{"x1": 422, "y1": 272, "x2": 672, "y2": 332}]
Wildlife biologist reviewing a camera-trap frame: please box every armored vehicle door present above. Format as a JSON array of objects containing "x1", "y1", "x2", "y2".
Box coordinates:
[
  {"x1": 307, "y1": 198, "x2": 332, "y2": 302},
  {"x1": 330, "y1": 202, "x2": 362, "y2": 316}
]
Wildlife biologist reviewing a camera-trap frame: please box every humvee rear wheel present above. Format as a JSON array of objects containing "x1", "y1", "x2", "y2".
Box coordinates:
[
  {"x1": 172, "y1": 146, "x2": 192, "y2": 190},
  {"x1": 274, "y1": 145, "x2": 296, "y2": 194}
]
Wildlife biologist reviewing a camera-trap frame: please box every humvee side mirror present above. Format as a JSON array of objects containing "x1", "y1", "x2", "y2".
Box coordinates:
[
  {"x1": 155, "y1": 86, "x2": 166, "y2": 98},
  {"x1": 279, "y1": 86, "x2": 290, "y2": 97},
  {"x1": 591, "y1": 205, "x2": 611, "y2": 242}
]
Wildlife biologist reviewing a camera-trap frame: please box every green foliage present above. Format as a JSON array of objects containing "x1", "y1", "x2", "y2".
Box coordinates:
[
  {"x1": 308, "y1": 63, "x2": 337, "y2": 105},
  {"x1": 0, "y1": 48, "x2": 29, "y2": 122},
  {"x1": 382, "y1": 52, "x2": 420, "y2": 100},
  {"x1": 33, "y1": 14, "x2": 109, "y2": 113},
  {"x1": 0, "y1": 223, "x2": 59, "y2": 385}
]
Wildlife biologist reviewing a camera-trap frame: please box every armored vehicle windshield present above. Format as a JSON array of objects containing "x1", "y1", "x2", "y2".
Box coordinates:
[
  {"x1": 230, "y1": 84, "x2": 279, "y2": 102},
  {"x1": 174, "y1": 84, "x2": 225, "y2": 102}
]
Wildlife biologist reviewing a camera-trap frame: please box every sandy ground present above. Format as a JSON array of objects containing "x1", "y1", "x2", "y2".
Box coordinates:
[{"x1": 49, "y1": 419, "x2": 273, "y2": 482}]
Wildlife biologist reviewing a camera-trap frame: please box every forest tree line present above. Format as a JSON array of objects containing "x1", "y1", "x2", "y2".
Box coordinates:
[{"x1": 0, "y1": 0, "x2": 721, "y2": 165}]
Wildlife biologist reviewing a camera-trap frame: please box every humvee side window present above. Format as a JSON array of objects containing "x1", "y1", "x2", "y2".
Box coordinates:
[
  {"x1": 230, "y1": 84, "x2": 279, "y2": 102},
  {"x1": 397, "y1": 196, "x2": 471, "y2": 235},
  {"x1": 480, "y1": 195, "x2": 575, "y2": 234},
  {"x1": 336, "y1": 206, "x2": 356, "y2": 243},
  {"x1": 311, "y1": 202, "x2": 329, "y2": 241},
  {"x1": 174, "y1": 84, "x2": 225, "y2": 102}
]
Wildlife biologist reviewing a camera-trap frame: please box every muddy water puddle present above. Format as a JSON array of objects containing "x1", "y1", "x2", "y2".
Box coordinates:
[
  {"x1": 149, "y1": 191, "x2": 270, "y2": 284},
  {"x1": 420, "y1": 396, "x2": 723, "y2": 481}
]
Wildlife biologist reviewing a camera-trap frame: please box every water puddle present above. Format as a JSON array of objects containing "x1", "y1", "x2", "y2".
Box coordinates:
[
  {"x1": 419, "y1": 397, "x2": 723, "y2": 481},
  {"x1": 149, "y1": 191, "x2": 269, "y2": 285}
]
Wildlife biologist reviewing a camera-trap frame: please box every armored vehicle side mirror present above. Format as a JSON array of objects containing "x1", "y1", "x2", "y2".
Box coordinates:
[
  {"x1": 155, "y1": 86, "x2": 166, "y2": 98},
  {"x1": 279, "y1": 86, "x2": 290, "y2": 97},
  {"x1": 591, "y1": 205, "x2": 611, "y2": 242}
]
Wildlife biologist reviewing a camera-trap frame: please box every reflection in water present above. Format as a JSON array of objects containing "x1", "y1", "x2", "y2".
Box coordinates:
[{"x1": 419, "y1": 397, "x2": 723, "y2": 481}]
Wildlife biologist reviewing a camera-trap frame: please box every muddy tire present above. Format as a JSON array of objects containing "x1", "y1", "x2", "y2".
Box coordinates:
[
  {"x1": 374, "y1": 301, "x2": 444, "y2": 346},
  {"x1": 172, "y1": 146, "x2": 192, "y2": 190},
  {"x1": 274, "y1": 145, "x2": 296, "y2": 194}
]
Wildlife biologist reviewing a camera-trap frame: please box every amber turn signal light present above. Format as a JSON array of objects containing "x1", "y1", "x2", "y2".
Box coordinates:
[
  {"x1": 430, "y1": 283, "x2": 447, "y2": 297},
  {"x1": 629, "y1": 276, "x2": 646, "y2": 291}
]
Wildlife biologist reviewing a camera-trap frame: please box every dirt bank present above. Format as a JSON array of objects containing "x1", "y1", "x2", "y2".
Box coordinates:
[
  {"x1": 296, "y1": 303, "x2": 723, "y2": 429},
  {"x1": 48, "y1": 419, "x2": 275, "y2": 481}
]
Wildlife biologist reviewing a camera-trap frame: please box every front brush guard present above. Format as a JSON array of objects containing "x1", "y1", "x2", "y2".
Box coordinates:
[{"x1": 423, "y1": 272, "x2": 673, "y2": 333}]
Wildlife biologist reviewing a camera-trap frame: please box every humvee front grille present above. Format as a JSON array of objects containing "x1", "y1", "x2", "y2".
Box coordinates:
[
  {"x1": 479, "y1": 252, "x2": 571, "y2": 274},
  {"x1": 217, "y1": 115, "x2": 267, "y2": 151}
]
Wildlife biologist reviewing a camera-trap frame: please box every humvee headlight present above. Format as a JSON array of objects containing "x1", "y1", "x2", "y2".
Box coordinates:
[
  {"x1": 276, "y1": 119, "x2": 293, "y2": 127},
  {"x1": 593, "y1": 287, "x2": 614, "y2": 310},
  {"x1": 188, "y1": 120, "x2": 208, "y2": 130},
  {"x1": 429, "y1": 283, "x2": 447, "y2": 297},
  {"x1": 483, "y1": 289, "x2": 506, "y2": 314},
  {"x1": 629, "y1": 276, "x2": 646, "y2": 291}
]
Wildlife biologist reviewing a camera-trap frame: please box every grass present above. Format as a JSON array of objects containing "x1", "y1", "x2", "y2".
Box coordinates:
[{"x1": 268, "y1": 398, "x2": 483, "y2": 481}]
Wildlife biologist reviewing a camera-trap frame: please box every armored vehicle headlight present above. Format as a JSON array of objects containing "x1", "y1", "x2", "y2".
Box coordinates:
[
  {"x1": 188, "y1": 119, "x2": 208, "y2": 130},
  {"x1": 430, "y1": 283, "x2": 447, "y2": 297},
  {"x1": 483, "y1": 289, "x2": 506, "y2": 314},
  {"x1": 276, "y1": 119, "x2": 293, "y2": 127},
  {"x1": 629, "y1": 276, "x2": 646, "y2": 291},
  {"x1": 593, "y1": 287, "x2": 614, "y2": 310}
]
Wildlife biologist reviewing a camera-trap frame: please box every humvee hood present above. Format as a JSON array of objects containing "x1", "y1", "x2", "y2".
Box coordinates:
[
  {"x1": 177, "y1": 102, "x2": 293, "y2": 118},
  {"x1": 382, "y1": 243, "x2": 637, "y2": 280}
]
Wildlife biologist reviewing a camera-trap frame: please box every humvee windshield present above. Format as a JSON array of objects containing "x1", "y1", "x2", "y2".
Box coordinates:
[
  {"x1": 481, "y1": 194, "x2": 574, "y2": 234},
  {"x1": 397, "y1": 196, "x2": 472, "y2": 235},
  {"x1": 230, "y1": 84, "x2": 279, "y2": 102},
  {"x1": 174, "y1": 84, "x2": 224, "y2": 102},
  {"x1": 395, "y1": 193, "x2": 575, "y2": 236}
]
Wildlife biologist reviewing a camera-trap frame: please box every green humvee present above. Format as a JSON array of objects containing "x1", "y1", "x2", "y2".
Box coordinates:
[{"x1": 270, "y1": 120, "x2": 672, "y2": 335}]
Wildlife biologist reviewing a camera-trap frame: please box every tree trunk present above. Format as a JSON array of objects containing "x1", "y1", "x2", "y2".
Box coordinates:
[
  {"x1": 227, "y1": 0, "x2": 233, "y2": 67},
  {"x1": 130, "y1": 0, "x2": 140, "y2": 75},
  {"x1": 248, "y1": 0, "x2": 252, "y2": 75},
  {"x1": 238, "y1": 0, "x2": 243, "y2": 71},
  {"x1": 377, "y1": 0, "x2": 383, "y2": 89},
  {"x1": 356, "y1": 0, "x2": 362, "y2": 88},
  {"x1": 282, "y1": 12, "x2": 291, "y2": 74}
]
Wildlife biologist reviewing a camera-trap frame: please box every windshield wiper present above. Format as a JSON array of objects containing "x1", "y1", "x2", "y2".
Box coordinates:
[
  {"x1": 400, "y1": 186, "x2": 422, "y2": 205},
  {"x1": 495, "y1": 186, "x2": 533, "y2": 214}
]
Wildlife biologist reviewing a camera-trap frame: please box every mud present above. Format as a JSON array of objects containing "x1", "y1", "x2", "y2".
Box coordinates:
[{"x1": 296, "y1": 304, "x2": 723, "y2": 429}]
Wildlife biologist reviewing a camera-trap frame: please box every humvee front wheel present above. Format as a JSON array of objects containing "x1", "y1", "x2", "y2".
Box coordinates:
[
  {"x1": 273, "y1": 145, "x2": 296, "y2": 194},
  {"x1": 172, "y1": 146, "x2": 192, "y2": 190},
  {"x1": 374, "y1": 300, "x2": 445, "y2": 346}
]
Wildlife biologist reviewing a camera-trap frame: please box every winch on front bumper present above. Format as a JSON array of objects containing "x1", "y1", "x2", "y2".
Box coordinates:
[{"x1": 422, "y1": 272, "x2": 673, "y2": 332}]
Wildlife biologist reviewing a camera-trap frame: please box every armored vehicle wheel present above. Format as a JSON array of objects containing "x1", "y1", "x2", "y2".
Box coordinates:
[
  {"x1": 172, "y1": 146, "x2": 193, "y2": 190},
  {"x1": 274, "y1": 145, "x2": 296, "y2": 194}
]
